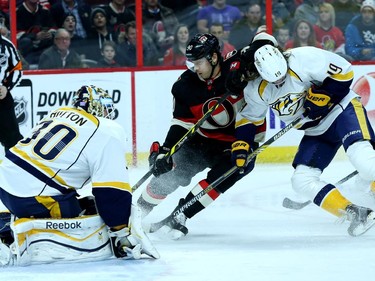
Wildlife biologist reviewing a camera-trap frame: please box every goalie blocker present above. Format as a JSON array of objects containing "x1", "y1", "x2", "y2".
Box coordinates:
[{"x1": 0, "y1": 205, "x2": 159, "y2": 266}]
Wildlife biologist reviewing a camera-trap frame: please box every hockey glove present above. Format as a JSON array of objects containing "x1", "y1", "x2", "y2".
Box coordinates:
[
  {"x1": 303, "y1": 85, "x2": 334, "y2": 120},
  {"x1": 225, "y1": 59, "x2": 248, "y2": 97},
  {"x1": 108, "y1": 205, "x2": 160, "y2": 260},
  {"x1": 149, "y1": 141, "x2": 173, "y2": 177},
  {"x1": 109, "y1": 227, "x2": 142, "y2": 259},
  {"x1": 231, "y1": 140, "x2": 254, "y2": 173}
]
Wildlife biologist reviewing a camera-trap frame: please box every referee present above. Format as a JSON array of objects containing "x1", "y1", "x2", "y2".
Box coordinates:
[{"x1": 0, "y1": 34, "x2": 23, "y2": 150}]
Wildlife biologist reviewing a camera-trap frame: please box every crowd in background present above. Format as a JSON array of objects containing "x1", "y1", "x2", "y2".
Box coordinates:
[{"x1": 0, "y1": 0, "x2": 374, "y2": 70}]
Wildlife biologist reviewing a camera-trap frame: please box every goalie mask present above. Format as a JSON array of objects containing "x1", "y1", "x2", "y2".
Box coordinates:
[
  {"x1": 254, "y1": 44, "x2": 287, "y2": 85},
  {"x1": 72, "y1": 85, "x2": 115, "y2": 119}
]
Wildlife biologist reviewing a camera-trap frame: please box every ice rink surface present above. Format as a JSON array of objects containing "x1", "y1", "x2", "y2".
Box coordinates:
[{"x1": 2, "y1": 160, "x2": 375, "y2": 281}]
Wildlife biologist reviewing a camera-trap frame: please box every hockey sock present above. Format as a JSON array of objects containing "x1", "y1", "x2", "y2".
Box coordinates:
[
  {"x1": 313, "y1": 184, "x2": 351, "y2": 217},
  {"x1": 183, "y1": 180, "x2": 220, "y2": 218}
]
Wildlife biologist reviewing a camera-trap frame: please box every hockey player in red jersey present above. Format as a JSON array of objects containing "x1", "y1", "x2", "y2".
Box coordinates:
[
  {"x1": 137, "y1": 33, "x2": 269, "y2": 239},
  {"x1": 231, "y1": 38, "x2": 375, "y2": 237}
]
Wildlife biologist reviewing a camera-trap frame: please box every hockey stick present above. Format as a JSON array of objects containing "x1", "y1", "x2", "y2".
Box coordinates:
[
  {"x1": 282, "y1": 170, "x2": 359, "y2": 210},
  {"x1": 148, "y1": 115, "x2": 306, "y2": 233},
  {"x1": 132, "y1": 92, "x2": 233, "y2": 191}
]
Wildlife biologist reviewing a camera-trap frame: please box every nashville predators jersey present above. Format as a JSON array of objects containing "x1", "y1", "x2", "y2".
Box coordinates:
[
  {"x1": 238, "y1": 46, "x2": 358, "y2": 136},
  {"x1": 0, "y1": 107, "x2": 130, "y2": 197}
]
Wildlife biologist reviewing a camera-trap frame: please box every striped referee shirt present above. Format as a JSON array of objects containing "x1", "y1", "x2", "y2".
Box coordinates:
[{"x1": 0, "y1": 35, "x2": 22, "y2": 91}]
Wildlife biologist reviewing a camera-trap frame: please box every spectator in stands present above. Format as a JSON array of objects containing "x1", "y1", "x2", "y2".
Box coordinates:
[
  {"x1": 163, "y1": 24, "x2": 189, "y2": 66},
  {"x1": 142, "y1": 0, "x2": 179, "y2": 58},
  {"x1": 16, "y1": 0, "x2": 56, "y2": 65},
  {"x1": 104, "y1": 0, "x2": 135, "y2": 34},
  {"x1": 160, "y1": 0, "x2": 197, "y2": 13},
  {"x1": 313, "y1": 2, "x2": 345, "y2": 53},
  {"x1": 97, "y1": 40, "x2": 121, "y2": 67},
  {"x1": 116, "y1": 21, "x2": 159, "y2": 67},
  {"x1": 293, "y1": 0, "x2": 323, "y2": 25},
  {"x1": 284, "y1": 19, "x2": 322, "y2": 49},
  {"x1": 84, "y1": 7, "x2": 118, "y2": 61},
  {"x1": 166, "y1": 0, "x2": 207, "y2": 37},
  {"x1": 228, "y1": 3, "x2": 263, "y2": 49},
  {"x1": 61, "y1": 12, "x2": 85, "y2": 56},
  {"x1": 38, "y1": 28, "x2": 83, "y2": 69},
  {"x1": 197, "y1": 0, "x2": 242, "y2": 41},
  {"x1": 0, "y1": 0, "x2": 9, "y2": 13},
  {"x1": 345, "y1": 0, "x2": 375, "y2": 61},
  {"x1": 209, "y1": 22, "x2": 235, "y2": 56},
  {"x1": 258, "y1": 0, "x2": 293, "y2": 30},
  {"x1": 0, "y1": 12, "x2": 9, "y2": 37},
  {"x1": 275, "y1": 25, "x2": 290, "y2": 50},
  {"x1": 332, "y1": 0, "x2": 360, "y2": 33},
  {"x1": 50, "y1": 0, "x2": 91, "y2": 39}
]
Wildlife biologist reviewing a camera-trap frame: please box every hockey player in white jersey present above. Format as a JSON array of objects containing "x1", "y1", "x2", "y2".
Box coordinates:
[
  {"x1": 231, "y1": 39, "x2": 375, "y2": 237},
  {"x1": 0, "y1": 85, "x2": 159, "y2": 266}
]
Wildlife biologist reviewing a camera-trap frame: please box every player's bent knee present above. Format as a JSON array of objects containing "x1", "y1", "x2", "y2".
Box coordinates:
[
  {"x1": 292, "y1": 165, "x2": 326, "y2": 198},
  {"x1": 10, "y1": 215, "x2": 113, "y2": 266},
  {"x1": 347, "y1": 141, "x2": 375, "y2": 181}
]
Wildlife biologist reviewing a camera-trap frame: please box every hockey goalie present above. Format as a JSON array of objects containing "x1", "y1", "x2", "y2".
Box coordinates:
[{"x1": 0, "y1": 85, "x2": 159, "y2": 266}]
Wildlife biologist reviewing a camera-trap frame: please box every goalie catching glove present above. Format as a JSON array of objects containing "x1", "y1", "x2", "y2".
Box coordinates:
[
  {"x1": 303, "y1": 85, "x2": 334, "y2": 120},
  {"x1": 231, "y1": 140, "x2": 255, "y2": 173},
  {"x1": 149, "y1": 141, "x2": 173, "y2": 177}
]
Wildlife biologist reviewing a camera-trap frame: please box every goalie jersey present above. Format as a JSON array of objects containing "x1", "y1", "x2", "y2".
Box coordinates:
[
  {"x1": 0, "y1": 107, "x2": 131, "y2": 198},
  {"x1": 237, "y1": 46, "x2": 357, "y2": 137}
]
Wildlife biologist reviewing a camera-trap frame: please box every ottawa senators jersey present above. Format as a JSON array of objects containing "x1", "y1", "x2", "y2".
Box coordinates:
[
  {"x1": 0, "y1": 107, "x2": 131, "y2": 197},
  {"x1": 237, "y1": 46, "x2": 358, "y2": 137},
  {"x1": 165, "y1": 50, "x2": 249, "y2": 147}
]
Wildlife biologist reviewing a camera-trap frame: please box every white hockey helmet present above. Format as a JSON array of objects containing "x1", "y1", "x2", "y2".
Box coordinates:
[
  {"x1": 72, "y1": 85, "x2": 115, "y2": 119},
  {"x1": 251, "y1": 32, "x2": 278, "y2": 48},
  {"x1": 254, "y1": 44, "x2": 287, "y2": 83}
]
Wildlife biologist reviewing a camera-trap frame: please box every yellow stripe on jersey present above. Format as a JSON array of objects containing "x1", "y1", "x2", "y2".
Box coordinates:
[
  {"x1": 11, "y1": 146, "x2": 70, "y2": 188},
  {"x1": 35, "y1": 196, "x2": 62, "y2": 218},
  {"x1": 57, "y1": 107, "x2": 99, "y2": 126},
  {"x1": 258, "y1": 80, "x2": 268, "y2": 98},
  {"x1": 92, "y1": 182, "x2": 132, "y2": 193},
  {"x1": 320, "y1": 188, "x2": 350, "y2": 217},
  {"x1": 331, "y1": 70, "x2": 354, "y2": 82},
  {"x1": 352, "y1": 98, "x2": 371, "y2": 140},
  {"x1": 288, "y1": 68, "x2": 302, "y2": 82},
  {"x1": 235, "y1": 118, "x2": 264, "y2": 128}
]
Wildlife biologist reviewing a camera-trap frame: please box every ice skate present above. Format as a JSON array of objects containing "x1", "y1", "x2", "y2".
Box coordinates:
[
  {"x1": 149, "y1": 199, "x2": 188, "y2": 240},
  {"x1": 345, "y1": 204, "x2": 375, "y2": 237}
]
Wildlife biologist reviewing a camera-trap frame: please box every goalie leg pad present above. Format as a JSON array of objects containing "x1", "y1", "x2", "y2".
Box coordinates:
[{"x1": 10, "y1": 215, "x2": 113, "y2": 266}]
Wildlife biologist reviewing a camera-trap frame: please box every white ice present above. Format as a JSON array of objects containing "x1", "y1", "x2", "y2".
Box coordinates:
[{"x1": 2, "y1": 160, "x2": 375, "y2": 281}]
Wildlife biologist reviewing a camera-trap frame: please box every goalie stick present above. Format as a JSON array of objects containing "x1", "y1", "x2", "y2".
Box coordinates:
[
  {"x1": 132, "y1": 91, "x2": 233, "y2": 192},
  {"x1": 282, "y1": 170, "x2": 359, "y2": 210},
  {"x1": 147, "y1": 114, "x2": 306, "y2": 233}
]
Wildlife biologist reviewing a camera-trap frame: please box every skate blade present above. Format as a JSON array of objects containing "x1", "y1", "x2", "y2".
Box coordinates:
[
  {"x1": 153, "y1": 226, "x2": 186, "y2": 240},
  {"x1": 348, "y1": 212, "x2": 375, "y2": 237}
]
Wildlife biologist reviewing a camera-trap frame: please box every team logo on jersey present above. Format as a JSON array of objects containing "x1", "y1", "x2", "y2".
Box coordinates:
[
  {"x1": 352, "y1": 72, "x2": 375, "y2": 125},
  {"x1": 201, "y1": 97, "x2": 236, "y2": 129},
  {"x1": 14, "y1": 97, "x2": 28, "y2": 125},
  {"x1": 270, "y1": 92, "x2": 305, "y2": 116},
  {"x1": 230, "y1": 61, "x2": 240, "y2": 70}
]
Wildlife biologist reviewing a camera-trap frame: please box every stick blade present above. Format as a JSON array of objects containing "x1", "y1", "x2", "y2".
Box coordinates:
[{"x1": 282, "y1": 197, "x2": 312, "y2": 210}]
